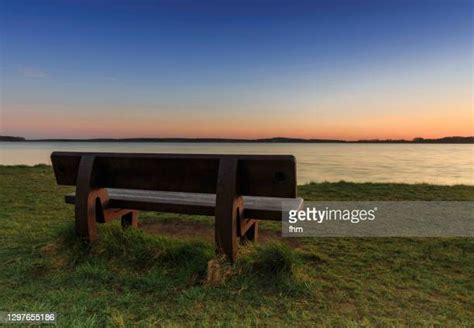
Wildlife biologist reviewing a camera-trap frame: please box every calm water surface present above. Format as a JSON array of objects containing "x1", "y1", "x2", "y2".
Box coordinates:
[{"x1": 1, "y1": 142, "x2": 473, "y2": 185}]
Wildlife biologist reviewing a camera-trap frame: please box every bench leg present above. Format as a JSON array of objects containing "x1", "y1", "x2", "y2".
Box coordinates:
[
  {"x1": 215, "y1": 158, "x2": 242, "y2": 263},
  {"x1": 75, "y1": 155, "x2": 110, "y2": 242},
  {"x1": 241, "y1": 220, "x2": 258, "y2": 243},
  {"x1": 121, "y1": 211, "x2": 139, "y2": 228},
  {"x1": 75, "y1": 188, "x2": 109, "y2": 242},
  {"x1": 215, "y1": 196, "x2": 242, "y2": 263}
]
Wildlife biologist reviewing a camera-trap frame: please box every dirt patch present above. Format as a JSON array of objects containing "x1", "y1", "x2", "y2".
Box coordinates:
[
  {"x1": 140, "y1": 220, "x2": 301, "y2": 247},
  {"x1": 141, "y1": 220, "x2": 215, "y2": 241}
]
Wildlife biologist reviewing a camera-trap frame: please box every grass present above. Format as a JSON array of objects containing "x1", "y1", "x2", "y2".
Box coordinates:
[{"x1": 0, "y1": 165, "x2": 473, "y2": 327}]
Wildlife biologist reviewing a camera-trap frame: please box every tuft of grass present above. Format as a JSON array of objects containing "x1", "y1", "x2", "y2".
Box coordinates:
[
  {"x1": 59, "y1": 223, "x2": 214, "y2": 279},
  {"x1": 205, "y1": 255, "x2": 233, "y2": 286},
  {"x1": 240, "y1": 242, "x2": 299, "y2": 279}
]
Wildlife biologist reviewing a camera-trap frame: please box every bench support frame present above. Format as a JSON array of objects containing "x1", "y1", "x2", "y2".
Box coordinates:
[
  {"x1": 75, "y1": 155, "x2": 139, "y2": 241},
  {"x1": 215, "y1": 159, "x2": 258, "y2": 262}
]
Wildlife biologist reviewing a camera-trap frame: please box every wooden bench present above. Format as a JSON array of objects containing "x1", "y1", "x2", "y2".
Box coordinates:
[{"x1": 51, "y1": 152, "x2": 303, "y2": 262}]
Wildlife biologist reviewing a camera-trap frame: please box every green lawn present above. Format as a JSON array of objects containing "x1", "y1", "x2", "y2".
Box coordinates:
[{"x1": 0, "y1": 165, "x2": 473, "y2": 327}]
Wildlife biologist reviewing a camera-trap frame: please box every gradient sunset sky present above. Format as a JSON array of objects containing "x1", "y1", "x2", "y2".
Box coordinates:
[{"x1": 1, "y1": 0, "x2": 472, "y2": 140}]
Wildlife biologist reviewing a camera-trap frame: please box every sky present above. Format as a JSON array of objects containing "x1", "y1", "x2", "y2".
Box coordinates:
[{"x1": 0, "y1": 0, "x2": 472, "y2": 140}]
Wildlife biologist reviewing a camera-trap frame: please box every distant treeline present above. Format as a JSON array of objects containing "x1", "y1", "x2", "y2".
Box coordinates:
[
  {"x1": 0, "y1": 136, "x2": 26, "y2": 141},
  {"x1": 1, "y1": 135, "x2": 473, "y2": 143}
]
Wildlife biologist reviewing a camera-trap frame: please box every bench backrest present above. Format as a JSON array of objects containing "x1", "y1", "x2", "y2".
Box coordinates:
[{"x1": 51, "y1": 152, "x2": 297, "y2": 198}]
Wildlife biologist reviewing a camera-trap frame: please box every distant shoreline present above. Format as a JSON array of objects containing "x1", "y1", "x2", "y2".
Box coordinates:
[{"x1": 1, "y1": 136, "x2": 473, "y2": 144}]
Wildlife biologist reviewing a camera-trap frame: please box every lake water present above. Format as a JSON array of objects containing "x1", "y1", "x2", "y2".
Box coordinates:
[{"x1": 1, "y1": 142, "x2": 473, "y2": 185}]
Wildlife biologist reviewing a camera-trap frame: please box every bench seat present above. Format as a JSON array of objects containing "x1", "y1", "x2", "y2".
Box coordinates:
[{"x1": 65, "y1": 188, "x2": 303, "y2": 221}]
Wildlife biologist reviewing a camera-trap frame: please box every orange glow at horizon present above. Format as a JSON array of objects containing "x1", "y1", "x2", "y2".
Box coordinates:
[{"x1": 2, "y1": 109, "x2": 473, "y2": 140}]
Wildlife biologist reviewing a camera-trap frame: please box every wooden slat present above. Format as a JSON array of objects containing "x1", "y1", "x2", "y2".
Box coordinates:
[
  {"x1": 65, "y1": 189, "x2": 303, "y2": 221},
  {"x1": 51, "y1": 152, "x2": 296, "y2": 198}
]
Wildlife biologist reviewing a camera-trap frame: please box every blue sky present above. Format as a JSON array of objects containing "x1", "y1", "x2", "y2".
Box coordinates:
[{"x1": 1, "y1": 0, "x2": 472, "y2": 139}]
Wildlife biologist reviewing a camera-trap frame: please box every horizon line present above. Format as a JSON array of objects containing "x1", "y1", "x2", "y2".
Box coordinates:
[{"x1": 1, "y1": 135, "x2": 473, "y2": 144}]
